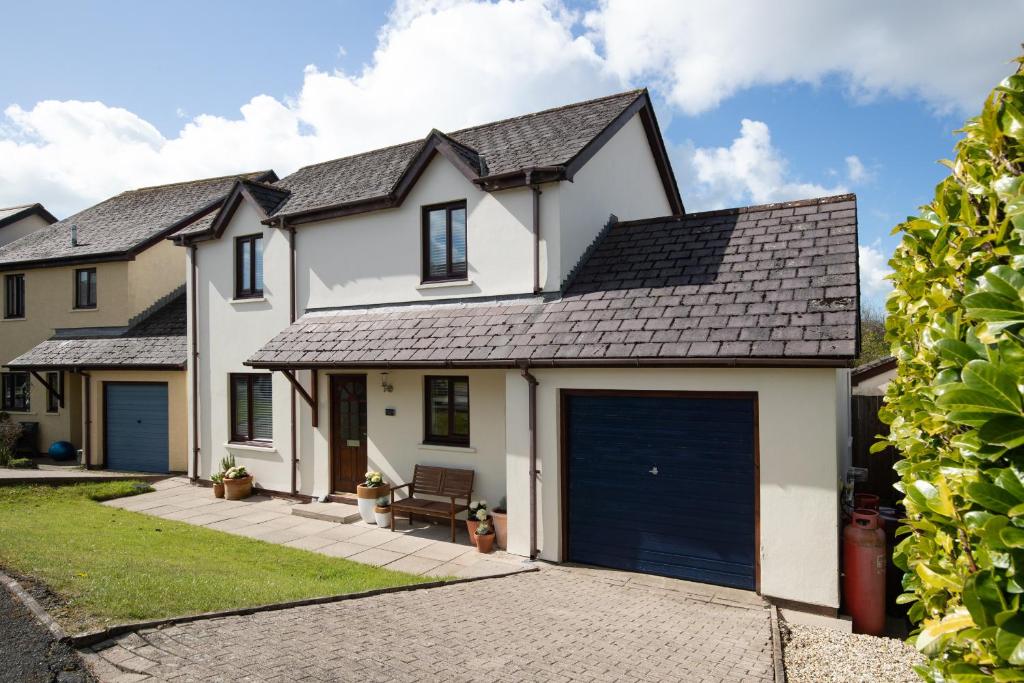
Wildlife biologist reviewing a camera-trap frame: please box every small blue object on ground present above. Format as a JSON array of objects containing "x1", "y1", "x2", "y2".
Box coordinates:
[{"x1": 47, "y1": 441, "x2": 76, "y2": 462}]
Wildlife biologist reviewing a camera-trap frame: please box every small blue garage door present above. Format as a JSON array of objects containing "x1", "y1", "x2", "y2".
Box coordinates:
[
  {"x1": 104, "y1": 383, "x2": 169, "y2": 473},
  {"x1": 565, "y1": 392, "x2": 757, "y2": 590}
]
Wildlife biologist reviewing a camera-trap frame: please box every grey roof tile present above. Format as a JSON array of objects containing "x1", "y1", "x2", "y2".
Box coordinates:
[{"x1": 247, "y1": 194, "x2": 858, "y2": 367}]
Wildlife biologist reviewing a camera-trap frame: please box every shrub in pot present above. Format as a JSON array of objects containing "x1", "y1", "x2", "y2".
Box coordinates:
[
  {"x1": 211, "y1": 471, "x2": 225, "y2": 499},
  {"x1": 475, "y1": 518, "x2": 495, "y2": 554},
  {"x1": 357, "y1": 471, "x2": 389, "y2": 523},
  {"x1": 222, "y1": 465, "x2": 252, "y2": 500},
  {"x1": 492, "y1": 496, "x2": 508, "y2": 550},
  {"x1": 466, "y1": 500, "x2": 490, "y2": 546},
  {"x1": 0, "y1": 412, "x2": 23, "y2": 468}
]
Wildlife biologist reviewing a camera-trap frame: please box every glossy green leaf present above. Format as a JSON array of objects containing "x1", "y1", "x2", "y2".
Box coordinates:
[
  {"x1": 982, "y1": 416, "x2": 1024, "y2": 449},
  {"x1": 967, "y1": 482, "x2": 1021, "y2": 514},
  {"x1": 965, "y1": 291, "x2": 1024, "y2": 323}
]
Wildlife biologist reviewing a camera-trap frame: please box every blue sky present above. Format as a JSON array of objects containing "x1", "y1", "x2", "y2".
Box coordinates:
[{"x1": 1, "y1": 1, "x2": 1020, "y2": 307}]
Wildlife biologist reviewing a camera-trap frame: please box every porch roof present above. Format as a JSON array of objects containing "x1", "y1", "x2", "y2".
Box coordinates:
[
  {"x1": 5, "y1": 289, "x2": 187, "y2": 371},
  {"x1": 246, "y1": 194, "x2": 859, "y2": 370}
]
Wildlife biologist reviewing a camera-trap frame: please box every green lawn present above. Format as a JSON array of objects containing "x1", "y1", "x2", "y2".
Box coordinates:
[{"x1": 0, "y1": 482, "x2": 430, "y2": 632}]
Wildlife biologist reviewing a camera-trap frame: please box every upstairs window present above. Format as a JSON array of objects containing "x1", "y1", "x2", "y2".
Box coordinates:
[
  {"x1": 74, "y1": 268, "x2": 97, "y2": 309},
  {"x1": 424, "y1": 376, "x2": 470, "y2": 446},
  {"x1": 230, "y1": 373, "x2": 273, "y2": 444},
  {"x1": 1, "y1": 372, "x2": 30, "y2": 412},
  {"x1": 235, "y1": 235, "x2": 264, "y2": 299},
  {"x1": 4, "y1": 274, "x2": 24, "y2": 319},
  {"x1": 422, "y1": 201, "x2": 467, "y2": 282}
]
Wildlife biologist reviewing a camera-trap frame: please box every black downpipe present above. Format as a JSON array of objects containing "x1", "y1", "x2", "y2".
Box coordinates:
[
  {"x1": 288, "y1": 220, "x2": 298, "y2": 496},
  {"x1": 530, "y1": 179, "x2": 542, "y2": 294},
  {"x1": 520, "y1": 364, "x2": 539, "y2": 559},
  {"x1": 190, "y1": 245, "x2": 200, "y2": 482}
]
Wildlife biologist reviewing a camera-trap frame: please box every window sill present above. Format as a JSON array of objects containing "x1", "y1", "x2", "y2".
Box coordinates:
[
  {"x1": 224, "y1": 441, "x2": 276, "y2": 453},
  {"x1": 416, "y1": 279, "x2": 473, "y2": 290},
  {"x1": 0, "y1": 317, "x2": 25, "y2": 322},
  {"x1": 69, "y1": 308, "x2": 97, "y2": 313},
  {"x1": 418, "y1": 442, "x2": 476, "y2": 454},
  {"x1": 230, "y1": 297, "x2": 267, "y2": 305}
]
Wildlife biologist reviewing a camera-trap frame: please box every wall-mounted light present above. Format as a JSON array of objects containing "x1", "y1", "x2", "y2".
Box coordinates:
[{"x1": 380, "y1": 372, "x2": 394, "y2": 393}]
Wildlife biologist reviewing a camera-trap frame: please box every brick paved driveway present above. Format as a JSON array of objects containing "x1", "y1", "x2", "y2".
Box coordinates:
[{"x1": 83, "y1": 566, "x2": 774, "y2": 682}]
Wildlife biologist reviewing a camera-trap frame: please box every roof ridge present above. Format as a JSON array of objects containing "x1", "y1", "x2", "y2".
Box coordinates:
[
  {"x1": 0, "y1": 203, "x2": 35, "y2": 211},
  {"x1": 447, "y1": 88, "x2": 645, "y2": 136},
  {"x1": 612, "y1": 193, "x2": 858, "y2": 229},
  {"x1": 125, "y1": 170, "x2": 273, "y2": 194}
]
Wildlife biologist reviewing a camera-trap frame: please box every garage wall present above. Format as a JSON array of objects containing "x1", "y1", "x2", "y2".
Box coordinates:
[
  {"x1": 85, "y1": 369, "x2": 187, "y2": 472},
  {"x1": 505, "y1": 367, "x2": 842, "y2": 610}
]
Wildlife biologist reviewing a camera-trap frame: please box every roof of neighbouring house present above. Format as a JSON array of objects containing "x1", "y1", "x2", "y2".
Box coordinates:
[
  {"x1": 175, "y1": 89, "x2": 682, "y2": 242},
  {"x1": 0, "y1": 203, "x2": 58, "y2": 230},
  {"x1": 246, "y1": 194, "x2": 859, "y2": 369},
  {"x1": 851, "y1": 355, "x2": 897, "y2": 384},
  {"x1": 0, "y1": 171, "x2": 274, "y2": 270},
  {"x1": 5, "y1": 289, "x2": 187, "y2": 370}
]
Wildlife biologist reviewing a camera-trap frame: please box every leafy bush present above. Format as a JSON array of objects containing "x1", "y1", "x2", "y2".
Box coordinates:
[
  {"x1": 881, "y1": 57, "x2": 1024, "y2": 681},
  {"x1": 0, "y1": 415, "x2": 23, "y2": 467},
  {"x1": 7, "y1": 458, "x2": 36, "y2": 469}
]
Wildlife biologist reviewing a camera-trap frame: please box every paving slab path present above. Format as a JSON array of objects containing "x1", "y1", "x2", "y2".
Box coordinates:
[{"x1": 81, "y1": 566, "x2": 774, "y2": 682}]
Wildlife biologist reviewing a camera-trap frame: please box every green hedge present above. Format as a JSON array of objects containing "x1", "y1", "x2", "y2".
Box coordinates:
[{"x1": 882, "y1": 56, "x2": 1024, "y2": 681}]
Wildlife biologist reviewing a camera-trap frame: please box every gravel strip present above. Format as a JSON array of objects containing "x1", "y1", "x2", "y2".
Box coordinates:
[{"x1": 782, "y1": 620, "x2": 924, "y2": 683}]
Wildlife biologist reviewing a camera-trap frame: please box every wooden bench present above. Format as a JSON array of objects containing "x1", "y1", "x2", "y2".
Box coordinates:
[{"x1": 390, "y1": 465, "x2": 474, "y2": 542}]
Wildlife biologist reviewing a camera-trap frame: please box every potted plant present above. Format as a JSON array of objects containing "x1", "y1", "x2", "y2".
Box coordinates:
[
  {"x1": 357, "y1": 471, "x2": 389, "y2": 523},
  {"x1": 466, "y1": 500, "x2": 490, "y2": 546},
  {"x1": 475, "y1": 518, "x2": 496, "y2": 554},
  {"x1": 222, "y1": 465, "x2": 252, "y2": 500},
  {"x1": 374, "y1": 500, "x2": 392, "y2": 528},
  {"x1": 211, "y1": 471, "x2": 225, "y2": 498},
  {"x1": 492, "y1": 496, "x2": 508, "y2": 550}
]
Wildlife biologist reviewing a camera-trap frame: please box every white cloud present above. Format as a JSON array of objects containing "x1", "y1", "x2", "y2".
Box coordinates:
[
  {"x1": 1, "y1": 0, "x2": 1020, "y2": 217},
  {"x1": 673, "y1": 118, "x2": 847, "y2": 211},
  {"x1": 845, "y1": 155, "x2": 871, "y2": 184},
  {"x1": 585, "y1": 0, "x2": 1024, "y2": 115},
  {"x1": 859, "y1": 243, "x2": 893, "y2": 300}
]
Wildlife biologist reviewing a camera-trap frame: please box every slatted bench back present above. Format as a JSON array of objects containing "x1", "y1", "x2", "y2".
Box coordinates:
[{"x1": 411, "y1": 464, "x2": 474, "y2": 499}]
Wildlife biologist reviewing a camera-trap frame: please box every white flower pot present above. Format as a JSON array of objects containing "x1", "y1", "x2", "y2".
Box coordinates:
[
  {"x1": 357, "y1": 497, "x2": 377, "y2": 524},
  {"x1": 374, "y1": 510, "x2": 392, "y2": 528}
]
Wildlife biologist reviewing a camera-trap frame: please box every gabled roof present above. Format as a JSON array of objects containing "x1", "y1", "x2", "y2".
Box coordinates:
[
  {"x1": 177, "y1": 89, "x2": 680, "y2": 239},
  {"x1": 851, "y1": 355, "x2": 896, "y2": 383},
  {"x1": 173, "y1": 178, "x2": 291, "y2": 242},
  {"x1": 0, "y1": 203, "x2": 58, "y2": 230},
  {"x1": 0, "y1": 171, "x2": 274, "y2": 270},
  {"x1": 6, "y1": 289, "x2": 187, "y2": 370},
  {"x1": 246, "y1": 194, "x2": 859, "y2": 370}
]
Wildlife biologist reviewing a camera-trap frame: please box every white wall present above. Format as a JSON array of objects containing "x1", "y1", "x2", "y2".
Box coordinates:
[
  {"x1": 551, "y1": 114, "x2": 674, "y2": 289},
  {"x1": 0, "y1": 212, "x2": 51, "y2": 248},
  {"x1": 852, "y1": 369, "x2": 895, "y2": 396},
  {"x1": 505, "y1": 367, "x2": 843, "y2": 610},
  {"x1": 297, "y1": 369, "x2": 507, "y2": 504},
  {"x1": 298, "y1": 155, "x2": 536, "y2": 310},
  {"x1": 192, "y1": 201, "x2": 293, "y2": 489}
]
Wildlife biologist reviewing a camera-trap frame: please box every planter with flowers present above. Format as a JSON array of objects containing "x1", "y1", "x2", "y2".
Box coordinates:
[
  {"x1": 374, "y1": 501, "x2": 392, "y2": 529},
  {"x1": 211, "y1": 472, "x2": 225, "y2": 499},
  {"x1": 475, "y1": 518, "x2": 496, "y2": 553},
  {"x1": 466, "y1": 500, "x2": 490, "y2": 546},
  {"x1": 222, "y1": 466, "x2": 253, "y2": 500},
  {"x1": 357, "y1": 471, "x2": 389, "y2": 524},
  {"x1": 492, "y1": 496, "x2": 508, "y2": 550}
]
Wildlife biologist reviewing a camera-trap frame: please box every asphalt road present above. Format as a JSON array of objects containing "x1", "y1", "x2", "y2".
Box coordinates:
[{"x1": 0, "y1": 587, "x2": 91, "y2": 683}]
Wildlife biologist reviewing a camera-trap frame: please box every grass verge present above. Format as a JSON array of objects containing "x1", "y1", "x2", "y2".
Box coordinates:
[{"x1": 0, "y1": 482, "x2": 430, "y2": 632}]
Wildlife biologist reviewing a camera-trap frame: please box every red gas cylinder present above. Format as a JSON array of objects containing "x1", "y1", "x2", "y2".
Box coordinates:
[{"x1": 843, "y1": 509, "x2": 886, "y2": 635}]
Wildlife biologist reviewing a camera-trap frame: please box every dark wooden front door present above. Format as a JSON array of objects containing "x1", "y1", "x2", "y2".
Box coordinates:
[{"x1": 330, "y1": 375, "x2": 367, "y2": 493}]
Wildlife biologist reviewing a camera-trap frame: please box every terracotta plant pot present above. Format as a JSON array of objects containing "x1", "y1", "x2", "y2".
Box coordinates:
[
  {"x1": 357, "y1": 484, "x2": 388, "y2": 524},
  {"x1": 492, "y1": 510, "x2": 508, "y2": 550},
  {"x1": 466, "y1": 517, "x2": 491, "y2": 546},
  {"x1": 213, "y1": 482, "x2": 225, "y2": 499},
  {"x1": 476, "y1": 532, "x2": 496, "y2": 554},
  {"x1": 374, "y1": 505, "x2": 392, "y2": 529},
  {"x1": 223, "y1": 475, "x2": 253, "y2": 500}
]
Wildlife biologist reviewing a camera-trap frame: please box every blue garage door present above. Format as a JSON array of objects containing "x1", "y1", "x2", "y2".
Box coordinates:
[
  {"x1": 565, "y1": 393, "x2": 757, "y2": 590},
  {"x1": 104, "y1": 383, "x2": 169, "y2": 473}
]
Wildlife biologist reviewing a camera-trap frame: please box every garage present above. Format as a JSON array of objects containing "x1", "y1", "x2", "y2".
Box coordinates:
[
  {"x1": 563, "y1": 391, "x2": 758, "y2": 590},
  {"x1": 104, "y1": 383, "x2": 169, "y2": 473}
]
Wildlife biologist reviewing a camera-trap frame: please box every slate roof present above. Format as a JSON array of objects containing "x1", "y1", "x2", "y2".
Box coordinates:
[
  {"x1": 247, "y1": 194, "x2": 859, "y2": 369},
  {"x1": 0, "y1": 172, "x2": 271, "y2": 268},
  {"x1": 7, "y1": 290, "x2": 187, "y2": 370},
  {"x1": 267, "y1": 89, "x2": 658, "y2": 219},
  {"x1": 852, "y1": 355, "x2": 896, "y2": 383}
]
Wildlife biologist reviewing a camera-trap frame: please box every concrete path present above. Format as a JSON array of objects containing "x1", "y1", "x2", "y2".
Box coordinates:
[
  {"x1": 0, "y1": 466, "x2": 168, "y2": 485},
  {"x1": 103, "y1": 477, "x2": 527, "y2": 579},
  {"x1": 81, "y1": 565, "x2": 773, "y2": 682}
]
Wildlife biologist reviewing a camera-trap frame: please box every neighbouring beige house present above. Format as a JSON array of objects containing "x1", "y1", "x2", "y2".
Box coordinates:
[
  {"x1": 1, "y1": 172, "x2": 272, "y2": 471},
  {"x1": 176, "y1": 89, "x2": 860, "y2": 616},
  {"x1": 0, "y1": 203, "x2": 57, "y2": 249},
  {"x1": 851, "y1": 356, "x2": 896, "y2": 396}
]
